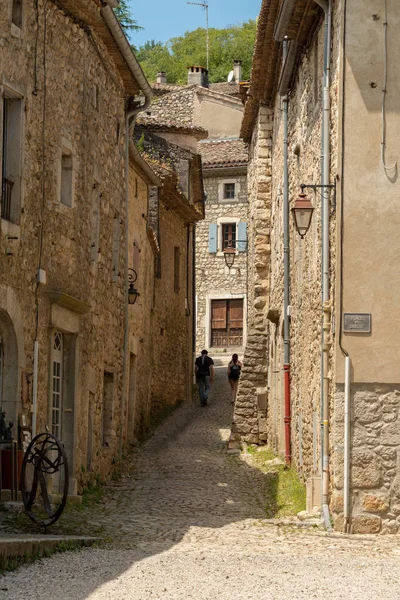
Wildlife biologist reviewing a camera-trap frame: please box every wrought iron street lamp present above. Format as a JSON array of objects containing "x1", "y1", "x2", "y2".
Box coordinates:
[
  {"x1": 291, "y1": 192, "x2": 314, "y2": 239},
  {"x1": 223, "y1": 238, "x2": 248, "y2": 269},
  {"x1": 128, "y1": 268, "x2": 140, "y2": 305},
  {"x1": 223, "y1": 246, "x2": 236, "y2": 269}
]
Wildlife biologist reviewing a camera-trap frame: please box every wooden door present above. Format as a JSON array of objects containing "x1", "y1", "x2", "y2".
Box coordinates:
[{"x1": 211, "y1": 299, "x2": 243, "y2": 347}]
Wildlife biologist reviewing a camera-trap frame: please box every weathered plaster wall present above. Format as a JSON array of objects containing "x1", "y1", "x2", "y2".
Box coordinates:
[
  {"x1": 331, "y1": 0, "x2": 400, "y2": 533},
  {"x1": 194, "y1": 95, "x2": 243, "y2": 139}
]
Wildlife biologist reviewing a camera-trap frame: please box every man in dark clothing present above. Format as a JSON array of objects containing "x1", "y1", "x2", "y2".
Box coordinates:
[{"x1": 195, "y1": 349, "x2": 214, "y2": 406}]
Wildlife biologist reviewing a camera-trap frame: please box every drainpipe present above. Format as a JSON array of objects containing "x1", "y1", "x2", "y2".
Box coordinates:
[
  {"x1": 100, "y1": 1, "x2": 153, "y2": 457},
  {"x1": 312, "y1": 0, "x2": 332, "y2": 531},
  {"x1": 282, "y1": 39, "x2": 291, "y2": 466}
]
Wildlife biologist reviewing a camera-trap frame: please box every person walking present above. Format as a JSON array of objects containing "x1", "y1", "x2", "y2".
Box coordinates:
[
  {"x1": 195, "y1": 349, "x2": 214, "y2": 407},
  {"x1": 228, "y1": 353, "x2": 242, "y2": 404}
]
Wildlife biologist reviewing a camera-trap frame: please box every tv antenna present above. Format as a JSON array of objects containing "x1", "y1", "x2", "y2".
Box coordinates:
[{"x1": 187, "y1": 1, "x2": 209, "y2": 73}]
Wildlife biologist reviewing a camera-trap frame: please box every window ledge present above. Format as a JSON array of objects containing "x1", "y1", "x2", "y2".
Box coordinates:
[
  {"x1": 1, "y1": 218, "x2": 20, "y2": 238},
  {"x1": 10, "y1": 23, "x2": 22, "y2": 39}
]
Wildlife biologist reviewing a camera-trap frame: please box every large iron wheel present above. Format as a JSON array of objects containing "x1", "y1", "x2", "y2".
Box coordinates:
[{"x1": 20, "y1": 432, "x2": 69, "y2": 527}]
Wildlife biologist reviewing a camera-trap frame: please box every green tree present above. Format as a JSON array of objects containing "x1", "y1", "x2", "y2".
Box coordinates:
[
  {"x1": 114, "y1": 0, "x2": 142, "y2": 35},
  {"x1": 137, "y1": 21, "x2": 257, "y2": 84}
]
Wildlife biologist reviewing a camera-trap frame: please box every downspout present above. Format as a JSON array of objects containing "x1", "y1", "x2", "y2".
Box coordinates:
[
  {"x1": 282, "y1": 39, "x2": 291, "y2": 466},
  {"x1": 339, "y1": 0, "x2": 351, "y2": 533},
  {"x1": 100, "y1": 2, "x2": 153, "y2": 457},
  {"x1": 313, "y1": 0, "x2": 332, "y2": 531}
]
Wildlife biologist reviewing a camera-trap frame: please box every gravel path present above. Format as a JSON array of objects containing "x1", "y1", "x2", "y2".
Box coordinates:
[{"x1": 2, "y1": 366, "x2": 400, "y2": 599}]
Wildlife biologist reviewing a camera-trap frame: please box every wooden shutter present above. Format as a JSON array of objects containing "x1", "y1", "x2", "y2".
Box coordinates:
[
  {"x1": 211, "y1": 300, "x2": 227, "y2": 329},
  {"x1": 208, "y1": 223, "x2": 217, "y2": 253},
  {"x1": 229, "y1": 299, "x2": 243, "y2": 329},
  {"x1": 237, "y1": 222, "x2": 247, "y2": 252}
]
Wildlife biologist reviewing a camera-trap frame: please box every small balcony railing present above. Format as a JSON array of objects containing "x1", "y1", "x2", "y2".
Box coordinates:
[{"x1": 1, "y1": 177, "x2": 14, "y2": 221}]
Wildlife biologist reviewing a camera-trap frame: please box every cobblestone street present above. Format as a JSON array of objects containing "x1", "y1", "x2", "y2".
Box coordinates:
[{"x1": 2, "y1": 366, "x2": 400, "y2": 599}]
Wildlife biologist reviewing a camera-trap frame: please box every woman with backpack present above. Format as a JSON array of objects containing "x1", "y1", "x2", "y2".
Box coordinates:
[{"x1": 228, "y1": 353, "x2": 242, "y2": 404}]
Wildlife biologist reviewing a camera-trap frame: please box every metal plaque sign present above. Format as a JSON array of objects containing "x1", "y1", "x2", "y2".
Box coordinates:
[{"x1": 343, "y1": 313, "x2": 371, "y2": 333}]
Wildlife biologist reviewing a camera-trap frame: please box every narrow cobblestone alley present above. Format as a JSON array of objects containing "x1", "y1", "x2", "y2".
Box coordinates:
[{"x1": 2, "y1": 366, "x2": 400, "y2": 600}]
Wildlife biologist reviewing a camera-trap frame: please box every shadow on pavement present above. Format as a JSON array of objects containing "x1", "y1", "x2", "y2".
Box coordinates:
[{"x1": 2, "y1": 367, "x2": 280, "y2": 599}]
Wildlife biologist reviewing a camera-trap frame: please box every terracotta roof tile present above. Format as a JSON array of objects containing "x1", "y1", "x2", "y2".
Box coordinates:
[{"x1": 198, "y1": 139, "x2": 248, "y2": 168}]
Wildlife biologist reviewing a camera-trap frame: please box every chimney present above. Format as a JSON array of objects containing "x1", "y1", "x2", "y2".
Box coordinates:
[
  {"x1": 233, "y1": 60, "x2": 242, "y2": 83},
  {"x1": 156, "y1": 71, "x2": 167, "y2": 84},
  {"x1": 187, "y1": 65, "x2": 209, "y2": 88}
]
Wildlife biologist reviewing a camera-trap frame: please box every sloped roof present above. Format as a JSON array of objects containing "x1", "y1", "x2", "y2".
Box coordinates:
[
  {"x1": 136, "y1": 119, "x2": 208, "y2": 140},
  {"x1": 146, "y1": 83, "x2": 243, "y2": 132},
  {"x1": 240, "y1": 0, "x2": 323, "y2": 141},
  {"x1": 199, "y1": 139, "x2": 248, "y2": 169},
  {"x1": 209, "y1": 82, "x2": 241, "y2": 99},
  {"x1": 134, "y1": 128, "x2": 204, "y2": 222}
]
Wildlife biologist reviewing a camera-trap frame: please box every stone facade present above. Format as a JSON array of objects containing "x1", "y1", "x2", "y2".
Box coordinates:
[
  {"x1": 234, "y1": 0, "x2": 400, "y2": 533},
  {"x1": 126, "y1": 128, "x2": 203, "y2": 443},
  {"x1": 230, "y1": 106, "x2": 272, "y2": 446},
  {"x1": 195, "y1": 168, "x2": 248, "y2": 354},
  {"x1": 0, "y1": 0, "x2": 142, "y2": 494}
]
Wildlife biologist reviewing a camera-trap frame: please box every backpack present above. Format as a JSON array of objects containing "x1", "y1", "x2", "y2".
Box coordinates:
[
  {"x1": 230, "y1": 363, "x2": 241, "y2": 380},
  {"x1": 197, "y1": 358, "x2": 209, "y2": 379}
]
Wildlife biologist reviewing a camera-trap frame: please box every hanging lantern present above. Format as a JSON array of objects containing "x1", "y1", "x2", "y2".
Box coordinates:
[
  {"x1": 223, "y1": 247, "x2": 236, "y2": 269},
  {"x1": 291, "y1": 192, "x2": 314, "y2": 238}
]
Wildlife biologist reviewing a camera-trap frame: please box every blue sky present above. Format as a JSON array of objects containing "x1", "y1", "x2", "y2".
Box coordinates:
[{"x1": 127, "y1": 0, "x2": 261, "y2": 48}]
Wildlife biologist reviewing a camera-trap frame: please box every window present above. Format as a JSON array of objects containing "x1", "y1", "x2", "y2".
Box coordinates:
[
  {"x1": 102, "y1": 372, "x2": 114, "y2": 446},
  {"x1": 209, "y1": 221, "x2": 247, "y2": 254},
  {"x1": 92, "y1": 84, "x2": 99, "y2": 111},
  {"x1": 60, "y1": 152, "x2": 73, "y2": 207},
  {"x1": 174, "y1": 246, "x2": 180, "y2": 294},
  {"x1": 12, "y1": 0, "x2": 23, "y2": 28},
  {"x1": 132, "y1": 240, "x2": 140, "y2": 279},
  {"x1": 222, "y1": 224, "x2": 236, "y2": 250},
  {"x1": 112, "y1": 215, "x2": 121, "y2": 282},
  {"x1": 0, "y1": 338, "x2": 3, "y2": 407},
  {"x1": 91, "y1": 181, "x2": 100, "y2": 262},
  {"x1": 2, "y1": 95, "x2": 22, "y2": 222},
  {"x1": 51, "y1": 332, "x2": 63, "y2": 438},
  {"x1": 224, "y1": 183, "x2": 235, "y2": 199}
]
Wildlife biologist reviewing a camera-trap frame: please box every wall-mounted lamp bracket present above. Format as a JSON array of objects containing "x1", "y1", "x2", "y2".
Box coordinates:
[{"x1": 300, "y1": 180, "x2": 337, "y2": 214}]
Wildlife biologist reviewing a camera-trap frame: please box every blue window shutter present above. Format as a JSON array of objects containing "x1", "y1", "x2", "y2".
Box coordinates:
[
  {"x1": 238, "y1": 222, "x2": 247, "y2": 252},
  {"x1": 209, "y1": 223, "x2": 217, "y2": 253}
]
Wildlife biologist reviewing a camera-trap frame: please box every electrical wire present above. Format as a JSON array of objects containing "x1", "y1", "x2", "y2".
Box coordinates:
[{"x1": 381, "y1": 0, "x2": 397, "y2": 173}]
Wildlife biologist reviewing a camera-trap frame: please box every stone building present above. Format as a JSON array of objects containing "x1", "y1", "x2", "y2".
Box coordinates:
[
  {"x1": 232, "y1": 0, "x2": 400, "y2": 534},
  {"x1": 126, "y1": 126, "x2": 204, "y2": 442},
  {"x1": 146, "y1": 66, "x2": 250, "y2": 357},
  {"x1": 0, "y1": 0, "x2": 170, "y2": 496},
  {"x1": 196, "y1": 140, "x2": 248, "y2": 354}
]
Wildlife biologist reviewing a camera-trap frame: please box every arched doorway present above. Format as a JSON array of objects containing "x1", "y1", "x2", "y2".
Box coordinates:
[{"x1": 0, "y1": 310, "x2": 19, "y2": 431}]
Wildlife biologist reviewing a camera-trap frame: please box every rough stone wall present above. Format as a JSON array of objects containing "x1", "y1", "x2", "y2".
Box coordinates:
[
  {"x1": 230, "y1": 107, "x2": 273, "y2": 445},
  {"x1": 195, "y1": 172, "x2": 248, "y2": 354},
  {"x1": 266, "y1": 7, "x2": 341, "y2": 479},
  {"x1": 127, "y1": 167, "x2": 156, "y2": 441},
  {"x1": 332, "y1": 386, "x2": 400, "y2": 534},
  {"x1": 0, "y1": 0, "x2": 129, "y2": 491},
  {"x1": 151, "y1": 201, "x2": 190, "y2": 413}
]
